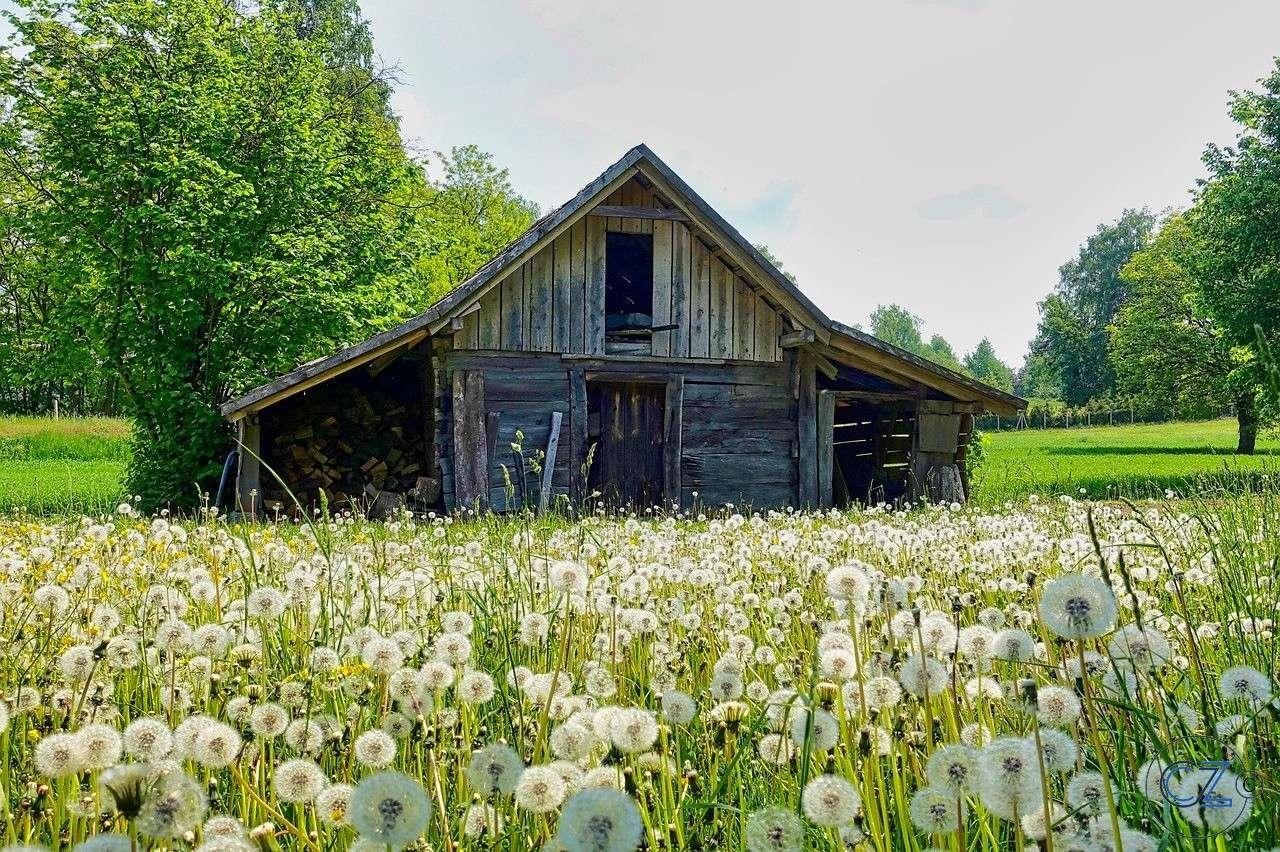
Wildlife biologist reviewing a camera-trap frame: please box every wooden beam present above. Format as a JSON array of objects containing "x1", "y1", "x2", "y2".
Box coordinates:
[
  {"x1": 828, "y1": 390, "x2": 918, "y2": 403},
  {"x1": 236, "y1": 415, "x2": 261, "y2": 518},
  {"x1": 539, "y1": 411, "x2": 563, "y2": 513},
  {"x1": 797, "y1": 352, "x2": 818, "y2": 507},
  {"x1": 810, "y1": 348, "x2": 839, "y2": 381},
  {"x1": 663, "y1": 375, "x2": 683, "y2": 509},
  {"x1": 569, "y1": 369, "x2": 588, "y2": 504},
  {"x1": 588, "y1": 205, "x2": 689, "y2": 221},
  {"x1": 452, "y1": 370, "x2": 488, "y2": 509},
  {"x1": 779, "y1": 329, "x2": 815, "y2": 348},
  {"x1": 818, "y1": 391, "x2": 835, "y2": 509}
]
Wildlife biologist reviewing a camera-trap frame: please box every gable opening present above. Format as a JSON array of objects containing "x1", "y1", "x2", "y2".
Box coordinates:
[{"x1": 604, "y1": 232, "x2": 654, "y2": 341}]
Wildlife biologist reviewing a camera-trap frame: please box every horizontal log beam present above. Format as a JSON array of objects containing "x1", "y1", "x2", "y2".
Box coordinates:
[
  {"x1": 779, "y1": 329, "x2": 816, "y2": 348},
  {"x1": 588, "y1": 205, "x2": 689, "y2": 221}
]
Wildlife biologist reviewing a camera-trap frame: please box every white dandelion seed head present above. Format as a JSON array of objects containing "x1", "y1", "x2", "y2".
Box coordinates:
[{"x1": 801, "y1": 774, "x2": 861, "y2": 827}]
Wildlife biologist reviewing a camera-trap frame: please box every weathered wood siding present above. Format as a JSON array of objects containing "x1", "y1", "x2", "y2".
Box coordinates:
[
  {"x1": 453, "y1": 177, "x2": 784, "y2": 363},
  {"x1": 437, "y1": 350, "x2": 796, "y2": 511}
]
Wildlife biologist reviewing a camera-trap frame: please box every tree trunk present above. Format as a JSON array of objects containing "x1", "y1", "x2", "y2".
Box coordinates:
[{"x1": 1236, "y1": 394, "x2": 1258, "y2": 455}]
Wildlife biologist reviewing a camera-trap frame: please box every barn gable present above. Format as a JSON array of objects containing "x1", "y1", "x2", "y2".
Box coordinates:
[{"x1": 221, "y1": 144, "x2": 1024, "y2": 516}]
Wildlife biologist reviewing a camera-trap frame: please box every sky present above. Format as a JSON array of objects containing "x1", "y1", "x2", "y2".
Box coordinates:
[{"x1": 362, "y1": 0, "x2": 1280, "y2": 365}]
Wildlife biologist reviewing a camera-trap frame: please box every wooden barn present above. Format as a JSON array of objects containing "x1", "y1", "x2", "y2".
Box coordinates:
[{"x1": 220, "y1": 145, "x2": 1024, "y2": 516}]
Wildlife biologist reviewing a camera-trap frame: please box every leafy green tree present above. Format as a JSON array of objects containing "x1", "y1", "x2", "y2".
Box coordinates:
[
  {"x1": 1185, "y1": 58, "x2": 1280, "y2": 451},
  {"x1": 964, "y1": 338, "x2": 1014, "y2": 393},
  {"x1": 1, "y1": 0, "x2": 427, "y2": 508},
  {"x1": 870, "y1": 304, "x2": 927, "y2": 354},
  {"x1": 1109, "y1": 214, "x2": 1263, "y2": 451},
  {"x1": 1029, "y1": 209, "x2": 1155, "y2": 404},
  {"x1": 754, "y1": 244, "x2": 798, "y2": 284},
  {"x1": 417, "y1": 146, "x2": 538, "y2": 300},
  {"x1": 925, "y1": 334, "x2": 966, "y2": 374}
]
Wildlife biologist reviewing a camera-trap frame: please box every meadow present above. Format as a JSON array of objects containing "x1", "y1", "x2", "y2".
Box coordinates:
[
  {"x1": 0, "y1": 488, "x2": 1276, "y2": 851},
  {"x1": 973, "y1": 418, "x2": 1278, "y2": 503},
  {"x1": 0, "y1": 418, "x2": 131, "y2": 515}
]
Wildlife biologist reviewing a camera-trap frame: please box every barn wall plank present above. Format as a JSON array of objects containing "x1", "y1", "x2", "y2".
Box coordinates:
[
  {"x1": 569, "y1": 219, "x2": 587, "y2": 354},
  {"x1": 711, "y1": 258, "x2": 733, "y2": 358},
  {"x1": 586, "y1": 215, "x2": 606, "y2": 355},
  {"x1": 651, "y1": 219, "x2": 673, "y2": 357},
  {"x1": 500, "y1": 267, "x2": 524, "y2": 351},
  {"x1": 670, "y1": 223, "x2": 690, "y2": 358},
  {"x1": 552, "y1": 232, "x2": 572, "y2": 352},
  {"x1": 690, "y1": 239, "x2": 711, "y2": 358},
  {"x1": 734, "y1": 277, "x2": 755, "y2": 360}
]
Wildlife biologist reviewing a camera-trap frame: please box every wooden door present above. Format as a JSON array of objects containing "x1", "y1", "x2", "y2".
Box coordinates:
[{"x1": 589, "y1": 382, "x2": 665, "y2": 508}]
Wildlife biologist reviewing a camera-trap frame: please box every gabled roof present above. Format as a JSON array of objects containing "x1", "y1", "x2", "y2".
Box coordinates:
[{"x1": 221, "y1": 144, "x2": 1025, "y2": 419}]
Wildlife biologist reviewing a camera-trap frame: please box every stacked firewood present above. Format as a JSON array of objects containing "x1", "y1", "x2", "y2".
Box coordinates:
[{"x1": 264, "y1": 383, "x2": 438, "y2": 513}]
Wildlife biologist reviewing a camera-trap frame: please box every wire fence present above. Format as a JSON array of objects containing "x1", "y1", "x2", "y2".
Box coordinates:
[{"x1": 975, "y1": 405, "x2": 1236, "y2": 432}]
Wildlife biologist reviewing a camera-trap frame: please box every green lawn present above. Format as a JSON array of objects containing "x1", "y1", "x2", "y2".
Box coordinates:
[
  {"x1": 975, "y1": 416, "x2": 1278, "y2": 502},
  {"x1": 0, "y1": 416, "x2": 131, "y2": 513},
  {"x1": 1, "y1": 415, "x2": 1276, "y2": 513}
]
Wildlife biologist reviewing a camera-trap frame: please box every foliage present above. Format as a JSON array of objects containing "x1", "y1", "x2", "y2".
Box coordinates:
[
  {"x1": 754, "y1": 243, "x2": 798, "y2": 283},
  {"x1": 1027, "y1": 209, "x2": 1155, "y2": 405},
  {"x1": 963, "y1": 338, "x2": 1014, "y2": 392}
]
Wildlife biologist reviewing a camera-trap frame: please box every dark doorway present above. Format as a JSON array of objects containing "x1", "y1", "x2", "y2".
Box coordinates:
[{"x1": 587, "y1": 381, "x2": 665, "y2": 508}]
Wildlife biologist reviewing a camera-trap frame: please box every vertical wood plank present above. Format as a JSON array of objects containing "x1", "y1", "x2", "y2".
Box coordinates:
[
  {"x1": 690, "y1": 239, "x2": 710, "y2": 358},
  {"x1": 569, "y1": 219, "x2": 586, "y2": 353},
  {"x1": 569, "y1": 369, "x2": 588, "y2": 502},
  {"x1": 670, "y1": 223, "x2": 689, "y2": 357},
  {"x1": 817, "y1": 390, "x2": 835, "y2": 508},
  {"x1": 477, "y1": 287, "x2": 500, "y2": 350},
  {"x1": 552, "y1": 232, "x2": 571, "y2": 352},
  {"x1": 711, "y1": 259, "x2": 732, "y2": 358},
  {"x1": 458, "y1": 311, "x2": 479, "y2": 350},
  {"x1": 452, "y1": 369, "x2": 488, "y2": 509},
  {"x1": 651, "y1": 219, "x2": 673, "y2": 357},
  {"x1": 797, "y1": 352, "x2": 817, "y2": 507},
  {"x1": 528, "y1": 253, "x2": 552, "y2": 351},
  {"x1": 621, "y1": 182, "x2": 640, "y2": 233},
  {"x1": 236, "y1": 417, "x2": 261, "y2": 517},
  {"x1": 663, "y1": 374, "x2": 683, "y2": 508},
  {"x1": 539, "y1": 411, "x2": 563, "y2": 513},
  {"x1": 734, "y1": 278, "x2": 755, "y2": 359},
  {"x1": 586, "y1": 215, "x2": 606, "y2": 355},
  {"x1": 753, "y1": 294, "x2": 771, "y2": 362},
  {"x1": 500, "y1": 268, "x2": 524, "y2": 350}
]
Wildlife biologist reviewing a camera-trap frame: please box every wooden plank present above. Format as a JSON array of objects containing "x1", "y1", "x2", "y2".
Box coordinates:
[
  {"x1": 539, "y1": 411, "x2": 563, "y2": 512},
  {"x1": 569, "y1": 369, "x2": 588, "y2": 503},
  {"x1": 754, "y1": 295, "x2": 773, "y2": 362},
  {"x1": 588, "y1": 205, "x2": 689, "y2": 221},
  {"x1": 236, "y1": 417, "x2": 261, "y2": 516},
  {"x1": 690, "y1": 239, "x2": 710, "y2": 358},
  {"x1": 818, "y1": 390, "x2": 835, "y2": 509},
  {"x1": 711, "y1": 258, "x2": 733, "y2": 358},
  {"x1": 664, "y1": 374, "x2": 683, "y2": 508},
  {"x1": 669, "y1": 223, "x2": 690, "y2": 357},
  {"x1": 477, "y1": 287, "x2": 501, "y2": 350},
  {"x1": 797, "y1": 352, "x2": 817, "y2": 507},
  {"x1": 780, "y1": 328, "x2": 815, "y2": 348},
  {"x1": 500, "y1": 267, "x2": 524, "y2": 351},
  {"x1": 652, "y1": 219, "x2": 673, "y2": 357},
  {"x1": 452, "y1": 370, "x2": 488, "y2": 508},
  {"x1": 585, "y1": 215, "x2": 606, "y2": 355},
  {"x1": 734, "y1": 278, "x2": 755, "y2": 359},
  {"x1": 552, "y1": 232, "x2": 572, "y2": 353},
  {"x1": 569, "y1": 219, "x2": 586, "y2": 354},
  {"x1": 527, "y1": 252, "x2": 552, "y2": 351},
  {"x1": 918, "y1": 412, "x2": 962, "y2": 454}
]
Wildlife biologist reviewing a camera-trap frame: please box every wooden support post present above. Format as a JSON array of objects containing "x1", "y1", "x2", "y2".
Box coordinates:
[
  {"x1": 539, "y1": 411, "x2": 563, "y2": 513},
  {"x1": 797, "y1": 352, "x2": 818, "y2": 507},
  {"x1": 452, "y1": 370, "x2": 488, "y2": 509},
  {"x1": 569, "y1": 370, "x2": 588, "y2": 503},
  {"x1": 663, "y1": 374, "x2": 683, "y2": 509},
  {"x1": 236, "y1": 415, "x2": 261, "y2": 517},
  {"x1": 817, "y1": 390, "x2": 835, "y2": 509}
]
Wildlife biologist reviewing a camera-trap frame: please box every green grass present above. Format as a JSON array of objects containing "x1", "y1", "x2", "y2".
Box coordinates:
[
  {"x1": 975, "y1": 416, "x2": 1279, "y2": 502},
  {"x1": 0, "y1": 415, "x2": 131, "y2": 513}
]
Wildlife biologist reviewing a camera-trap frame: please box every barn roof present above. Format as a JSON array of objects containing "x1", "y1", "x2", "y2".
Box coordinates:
[{"x1": 221, "y1": 144, "x2": 1026, "y2": 419}]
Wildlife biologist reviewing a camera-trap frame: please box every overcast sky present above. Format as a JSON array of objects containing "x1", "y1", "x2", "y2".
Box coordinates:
[{"x1": 364, "y1": 0, "x2": 1280, "y2": 365}]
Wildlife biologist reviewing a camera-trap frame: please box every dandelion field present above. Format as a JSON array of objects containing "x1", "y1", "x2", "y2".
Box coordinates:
[{"x1": 0, "y1": 489, "x2": 1277, "y2": 852}]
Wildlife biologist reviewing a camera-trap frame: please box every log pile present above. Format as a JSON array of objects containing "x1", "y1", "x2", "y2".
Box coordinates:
[{"x1": 260, "y1": 357, "x2": 439, "y2": 514}]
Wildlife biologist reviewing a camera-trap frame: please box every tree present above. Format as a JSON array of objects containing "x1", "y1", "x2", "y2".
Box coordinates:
[
  {"x1": 1185, "y1": 58, "x2": 1280, "y2": 452},
  {"x1": 870, "y1": 304, "x2": 926, "y2": 354},
  {"x1": 1109, "y1": 214, "x2": 1262, "y2": 451},
  {"x1": 1028, "y1": 209, "x2": 1155, "y2": 404},
  {"x1": 1, "y1": 0, "x2": 427, "y2": 507},
  {"x1": 964, "y1": 338, "x2": 1014, "y2": 393},
  {"x1": 925, "y1": 335, "x2": 966, "y2": 374},
  {"x1": 417, "y1": 146, "x2": 538, "y2": 301}
]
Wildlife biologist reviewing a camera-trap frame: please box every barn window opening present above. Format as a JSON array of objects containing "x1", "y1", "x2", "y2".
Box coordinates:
[{"x1": 605, "y1": 232, "x2": 654, "y2": 337}]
